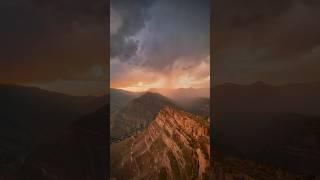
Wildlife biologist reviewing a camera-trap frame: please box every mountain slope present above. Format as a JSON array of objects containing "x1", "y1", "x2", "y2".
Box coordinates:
[
  {"x1": 211, "y1": 156, "x2": 316, "y2": 180},
  {"x1": 0, "y1": 106, "x2": 108, "y2": 180},
  {"x1": 214, "y1": 82, "x2": 320, "y2": 116},
  {"x1": 111, "y1": 106, "x2": 210, "y2": 180},
  {"x1": 213, "y1": 82, "x2": 320, "y2": 175},
  {"x1": 110, "y1": 88, "x2": 140, "y2": 112},
  {"x1": 110, "y1": 92, "x2": 177, "y2": 142},
  {"x1": 180, "y1": 97, "x2": 210, "y2": 118},
  {"x1": 0, "y1": 84, "x2": 105, "y2": 164}
]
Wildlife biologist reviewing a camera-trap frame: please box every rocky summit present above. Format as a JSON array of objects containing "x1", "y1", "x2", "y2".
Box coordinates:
[{"x1": 111, "y1": 106, "x2": 210, "y2": 180}]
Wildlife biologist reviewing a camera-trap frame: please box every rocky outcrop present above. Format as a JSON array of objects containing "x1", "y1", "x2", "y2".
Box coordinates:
[{"x1": 110, "y1": 106, "x2": 210, "y2": 180}]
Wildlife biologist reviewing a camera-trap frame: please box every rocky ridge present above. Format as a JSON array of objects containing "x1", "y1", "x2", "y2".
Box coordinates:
[{"x1": 111, "y1": 106, "x2": 210, "y2": 180}]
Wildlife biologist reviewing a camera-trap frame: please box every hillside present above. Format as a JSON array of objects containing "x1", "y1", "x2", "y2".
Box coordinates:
[
  {"x1": 110, "y1": 92, "x2": 177, "y2": 142},
  {"x1": 214, "y1": 82, "x2": 320, "y2": 175},
  {"x1": 110, "y1": 88, "x2": 140, "y2": 112},
  {"x1": 111, "y1": 106, "x2": 210, "y2": 180},
  {"x1": 0, "y1": 84, "x2": 105, "y2": 164},
  {"x1": 0, "y1": 106, "x2": 108, "y2": 180}
]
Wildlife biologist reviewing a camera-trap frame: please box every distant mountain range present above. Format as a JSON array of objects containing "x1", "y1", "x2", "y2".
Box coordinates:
[
  {"x1": 181, "y1": 97, "x2": 210, "y2": 118},
  {"x1": 0, "y1": 84, "x2": 106, "y2": 164},
  {"x1": 148, "y1": 87, "x2": 209, "y2": 103},
  {"x1": 213, "y1": 81, "x2": 320, "y2": 176},
  {"x1": 214, "y1": 81, "x2": 320, "y2": 116}
]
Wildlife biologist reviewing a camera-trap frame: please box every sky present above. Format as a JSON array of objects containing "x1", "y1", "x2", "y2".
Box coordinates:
[
  {"x1": 0, "y1": 0, "x2": 107, "y2": 96},
  {"x1": 213, "y1": 0, "x2": 320, "y2": 85},
  {"x1": 110, "y1": 0, "x2": 211, "y2": 92},
  {"x1": 3, "y1": 0, "x2": 319, "y2": 95}
]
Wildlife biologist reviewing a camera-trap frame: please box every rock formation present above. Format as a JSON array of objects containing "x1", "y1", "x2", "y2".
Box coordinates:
[{"x1": 111, "y1": 106, "x2": 210, "y2": 180}]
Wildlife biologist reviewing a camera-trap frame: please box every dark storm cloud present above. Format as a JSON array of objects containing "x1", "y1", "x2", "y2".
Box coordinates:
[
  {"x1": 140, "y1": 0, "x2": 210, "y2": 70},
  {"x1": 110, "y1": 0, "x2": 210, "y2": 69},
  {"x1": 0, "y1": 0, "x2": 107, "y2": 83},
  {"x1": 110, "y1": 0, "x2": 155, "y2": 61},
  {"x1": 213, "y1": 0, "x2": 320, "y2": 84},
  {"x1": 110, "y1": 0, "x2": 210, "y2": 90}
]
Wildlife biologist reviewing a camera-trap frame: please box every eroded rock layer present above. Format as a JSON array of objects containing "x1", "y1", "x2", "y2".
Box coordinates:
[{"x1": 111, "y1": 106, "x2": 210, "y2": 180}]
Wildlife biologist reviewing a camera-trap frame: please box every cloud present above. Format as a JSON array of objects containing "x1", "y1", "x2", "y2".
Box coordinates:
[
  {"x1": 110, "y1": 0, "x2": 155, "y2": 61},
  {"x1": 139, "y1": 0, "x2": 210, "y2": 70},
  {"x1": 111, "y1": 56, "x2": 210, "y2": 91},
  {"x1": 110, "y1": 6, "x2": 123, "y2": 35},
  {"x1": 110, "y1": 0, "x2": 211, "y2": 90},
  {"x1": 213, "y1": 0, "x2": 320, "y2": 84},
  {"x1": 110, "y1": 0, "x2": 210, "y2": 68},
  {"x1": 0, "y1": 0, "x2": 107, "y2": 84}
]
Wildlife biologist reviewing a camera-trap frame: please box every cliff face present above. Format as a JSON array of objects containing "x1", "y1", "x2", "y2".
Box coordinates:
[{"x1": 111, "y1": 106, "x2": 210, "y2": 180}]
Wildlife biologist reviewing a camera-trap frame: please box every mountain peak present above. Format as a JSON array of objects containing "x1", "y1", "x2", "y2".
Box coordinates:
[{"x1": 110, "y1": 92, "x2": 177, "y2": 141}]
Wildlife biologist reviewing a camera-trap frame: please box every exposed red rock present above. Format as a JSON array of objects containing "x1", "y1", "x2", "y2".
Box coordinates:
[{"x1": 111, "y1": 106, "x2": 210, "y2": 180}]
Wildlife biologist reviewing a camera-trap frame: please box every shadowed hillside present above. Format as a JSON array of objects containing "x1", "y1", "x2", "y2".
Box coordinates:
[
  {"x1": 214, "y1": 82, "x2": 320, "y2": 176},
  {"x1": 110, "y1": 92, "x2": 177, "y2": 142},
  {"x1": 0, "y1": 105, "x2": 108, "y2": 180},
  {"x1": 110, "y1": 88, "x2": 140, "y2": 112},
  {"x1": 0, "y1": 84, "x2": 105, "y2": 165}
]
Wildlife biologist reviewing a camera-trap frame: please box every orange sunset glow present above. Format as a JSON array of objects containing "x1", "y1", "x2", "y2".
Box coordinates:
[{"x1": 111, "y1": 56, "x2": 210, "y2": 92}]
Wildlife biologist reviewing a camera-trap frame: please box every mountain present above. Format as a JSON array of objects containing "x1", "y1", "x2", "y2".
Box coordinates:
[
  {"x1": 110, "y1": 92, "x2": 177, "y2": 142},
  {"x1": 181, "y1": 97, "x2": 210, "y2": 118},
  {"x1": 148, "y1": 88, "x2": 209, "y2": 103},
  {"x1": 111, "y1": 106, "x2": 210, "y2": 180},
  {"x1": 211, "y1": 155, "x2": 317, "y2": 180},
  {"x1": 110, "y1": 88, "x2": 140, "y2": 112},
  {"x1": 214, "y1": 81, "x2": 320, "y2": 116},
  {"x1": 213, "y1": 82, "x2": 320, "y2": 175},
  {"x1": 0, "y1": 106, "x2": 108, "y2": 180},
  {"x1": 0, "y1": 84, "x2": 105, "y2": 164}
]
